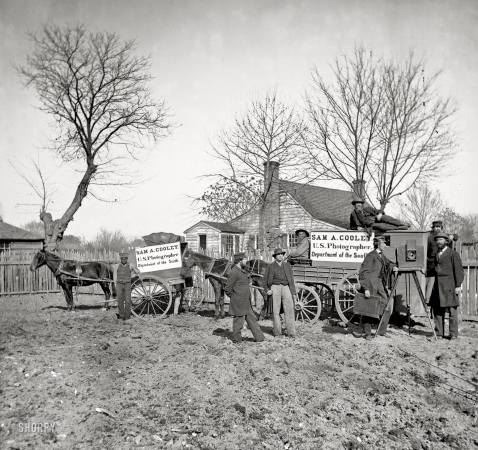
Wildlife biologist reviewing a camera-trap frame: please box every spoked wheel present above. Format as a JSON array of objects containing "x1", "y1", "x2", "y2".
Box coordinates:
[
  {"x1": 316, "y1": 283, "x2": 334, "y2": 313},
  {"x1": 334, "y1": 269, "x2": 361, "y2": 326},
  {"x1": 185, "y1": 286, "x2": 205, "y2": 311},
  {"x1": 131, "y1": 276, "x2": 172, "y2": 319},
  {"x1": 294, "y1": 283, "x2": 322, "y2": 325}
]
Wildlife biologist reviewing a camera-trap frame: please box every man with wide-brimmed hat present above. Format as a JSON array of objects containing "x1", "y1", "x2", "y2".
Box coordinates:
[
  {"x1": 350, "y1": 197, "x2": 408, "y2": 234},
  {"x1": 359, "y1": 235, "x2": 398, "y2": 340},
  {"x1": 288, "y1": 229, "x2": 310, "y2": 260},
  {"x1": 112, "y1": 252, "x2": 141, "y2": 321},
  {"x1": 224, "y1": 252, "x2": 265, "y2": 344},
  {"x1": 425, "y1": 220, "x2": 459, "y2": 303},
  {"x1": 264, "y1": 248, "x2": 297, "y2": 338},
  {"x1": 429, "y1": 231, "x2": 464, "y2": 339}
]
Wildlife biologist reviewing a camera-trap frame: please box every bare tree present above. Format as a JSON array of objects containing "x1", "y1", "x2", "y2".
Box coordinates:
[
  {"x1": 208, "y1": 88, "x2": 308, "y2": 249},
  {"x1": 370, "y1": 53, "x2": 456, "y2": 209},
  {"x1": 197, "y1": 176, "x2": 262, "y2": 222},
  {"x1": 11, "y1": 157, "x2": 58, "y2": 238},
  {"x1": 17, "y1": 24, "x2": 173, "y2": 251},
  {"x1": 395, "y1": 183, "x2": 444, "y2": 229},
  {"x1": 304, "y1": 46, "x2": 457, "y2": 209},
  {"x1": 304, "y1": 46, "x2": 385, "y2": 200}
]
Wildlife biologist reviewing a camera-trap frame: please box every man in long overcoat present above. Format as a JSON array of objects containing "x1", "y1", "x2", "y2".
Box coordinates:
[
  {"x1": 425, "y1": 220, "x2": 458, "y2": 303},
  {"x1": 430, "y1": 232, "x2": 464, "y2": 339},
  {"x1": 359, "y1": 236, "x2": 398, "y2": 340},
  {"x1": 265, "y1": 248, "x2": 297, "y2": 338},
  {"x1": 225, "y1": 252, "x2": 265, "y2": 344},
  {"x1": 350, "y1": 197, "x2": 408, "y2": 234}
]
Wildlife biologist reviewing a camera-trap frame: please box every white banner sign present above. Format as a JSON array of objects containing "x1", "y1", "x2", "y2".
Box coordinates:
[
  {"x1": 310, "y1": 231, "x2": 374, "y2": 263},
  {"x1": 135, "y1": 242, "x2": 182, "y2": 272}
]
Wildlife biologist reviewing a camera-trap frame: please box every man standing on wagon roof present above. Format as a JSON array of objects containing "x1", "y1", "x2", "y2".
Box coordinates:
[
  {"x1": 112, "y1": 252, "x2": 140, "y2": 321},
  {"x1": 288, "y1": 229, "x2": 310, "y2": 260},
  {"x1": 225, "y1": 252, "x2": 265, "y2": 344}
]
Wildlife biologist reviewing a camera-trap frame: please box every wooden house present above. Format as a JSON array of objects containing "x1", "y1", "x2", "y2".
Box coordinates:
[
  {"x1": 184, "y1": 221, "x2": 245, "y2": 253},
  {"x1": 185, "y1": 162, "x2": 354, "y2": 252},
  {"x1": 0, "y1": 220, "x2": 44, "y2": 254}
]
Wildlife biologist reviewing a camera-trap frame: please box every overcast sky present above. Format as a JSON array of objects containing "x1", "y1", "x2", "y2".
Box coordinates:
[{"x1": 0, "y1": 0, "x2": 477, "y2": 240}]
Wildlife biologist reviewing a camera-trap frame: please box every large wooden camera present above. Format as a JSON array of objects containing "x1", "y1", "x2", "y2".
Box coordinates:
[{"x1": 396, "y1": 239, "x2": 425, "y2": 270}]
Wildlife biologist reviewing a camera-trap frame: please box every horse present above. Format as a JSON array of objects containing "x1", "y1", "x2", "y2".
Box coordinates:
[
  {"x1": 30, "y1": 250, "x2": 116, "y2": 311},
  {"x1": 181, "y1": 249, "x2": 270, "y2": 319}
]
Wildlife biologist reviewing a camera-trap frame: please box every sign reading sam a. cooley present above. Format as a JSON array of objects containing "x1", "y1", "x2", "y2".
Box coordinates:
[
  {"x1": 135, "y1": 242, "x2": 182, "y2": 272},
  {"x1": 310, "y1": 231, "x2": 374, "y2": 263}
]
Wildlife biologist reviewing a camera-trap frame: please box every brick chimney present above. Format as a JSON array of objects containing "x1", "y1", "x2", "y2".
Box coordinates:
[
  {"x1": 260, "y1": 161, "x2": 280, "y2": 249},
  {"x1": 352, "y1": 179, "x2": 366, "y2": 198}
]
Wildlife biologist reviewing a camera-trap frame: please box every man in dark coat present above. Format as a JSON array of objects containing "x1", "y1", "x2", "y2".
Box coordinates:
[
  {"x1": 425, "y1": 220, "x2": 459, "y2": 303},
  {"x1": 430, "y1": 232, "x2": 464, "y2": 339},
  {"x1": 112, "y1": 252, "x2": 141, "y2": 321},
  {"x1": 265, "y1": 248, "x2": 297, "y2": 338},
  {"x1": 359, "y1": 236, "x2": 398, "y2": 340},
  {"x1": 350, "y1": 197, "x2": 409, "y2": 234},
  {"x1": 225, "y1": 252, "x2": 265, "y2": 344}
]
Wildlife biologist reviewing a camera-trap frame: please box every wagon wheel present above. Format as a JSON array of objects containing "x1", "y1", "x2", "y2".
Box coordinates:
[
  {"x1": 334, "y1": 269, "x2": 361, "y2": 326},
  {"x1": 316, "y1": 283, "x2": 334, "y2": 313},
  {"x1": 185, "y1": 286, "x2": 205, "y2": 310},
  {"x1": 185, "y1": 270, "x2": 205, "y2": 311},
  {"x1": 131, "y1": 276, "x2": 172, "y2": 319},
  {"x1": 295, "y1": 283, "x2": 322, "y2": 325}
]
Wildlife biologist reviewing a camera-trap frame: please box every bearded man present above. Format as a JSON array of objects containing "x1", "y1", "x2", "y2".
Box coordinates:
[
  {"x1": 430, "y1": 232, "x2": 464, "y2": 339},
  {"x1": 225, "y1": 252, "x2": 265, "y2": 344}
]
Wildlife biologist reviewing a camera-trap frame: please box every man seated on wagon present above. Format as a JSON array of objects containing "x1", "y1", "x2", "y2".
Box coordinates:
[
  {"x1": 350, "y1": 197, "x2": 409, "y2": 235},
  {"x1": 287, "y1": 229, "x2": 310, "y2": 262}
]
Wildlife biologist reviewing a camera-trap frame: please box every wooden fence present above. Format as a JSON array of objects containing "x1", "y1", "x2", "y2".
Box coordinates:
[
  {"x1": 1, "y1": 245, "x2": 477, "y2": 316},
  {"x1": 0, "y1": 250, "x2": 118, "y2": 296}
]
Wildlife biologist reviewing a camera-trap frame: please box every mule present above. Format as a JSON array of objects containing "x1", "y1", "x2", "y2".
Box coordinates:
[
  {"x1": 181, "y1": 249, "x2": 270, "y2": 319},
  {"x1": 30, "y1": 250, "x2": 115, "y2": 311}
]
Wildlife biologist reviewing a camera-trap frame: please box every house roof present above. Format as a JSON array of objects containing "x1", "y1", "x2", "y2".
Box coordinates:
[
  {"x1": 0, "y1": 221, "x2": 44, "y2": 241},
  {"x1": 279, "y1": 180, "x2": 353, "y2": 229},
  {"x1": 184, "y1": 220, "x2": 245, "y2": 234}
]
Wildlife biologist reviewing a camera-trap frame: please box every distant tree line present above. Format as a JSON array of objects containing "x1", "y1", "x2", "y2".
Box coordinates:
[{"x1": 22, "y1": 221, "x2": 141, "y2": 253}]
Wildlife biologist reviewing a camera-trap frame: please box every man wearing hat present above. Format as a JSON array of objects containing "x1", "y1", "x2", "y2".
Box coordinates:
[
  {"x1": 359, "y1": 235, "x2": 398, "y2": 340},
  {"x1": 112, "y1": 252, "x2": 141, "y2": 321},
  {"x1": 264, "y1": 248, "x2": 297, "y2": 338},
  {"x1": 429, "y1": 232, "x2": 464, "y2": 339},
  {"x1": 288, "y1": 229, "x2": 310, "y2": 260},
  {"x1": 425, "y1": 221, "x2": 458, "y2": 303},
  {"x1": 224, "y1": 252, "x2": 265, "y2": 343},
  {"x1": 350, "y1": 197, "x2": 408, "y2": 233}
]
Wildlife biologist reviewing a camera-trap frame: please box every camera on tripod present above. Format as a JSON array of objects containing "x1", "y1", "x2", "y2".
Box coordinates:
[{"x1": 396, "y1": 239, "x2": 425, "y2": 271}]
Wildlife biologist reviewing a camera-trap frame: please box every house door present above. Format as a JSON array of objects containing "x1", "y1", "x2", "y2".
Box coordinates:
[{"x1": 199, "y1": 234, "x2": 207, "y2": 250}]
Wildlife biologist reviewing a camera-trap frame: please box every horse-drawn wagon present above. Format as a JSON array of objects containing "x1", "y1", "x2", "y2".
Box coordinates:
[
  {"x1": 128, "y1": 232, "x2": 192, "y2": 319},
  {"x1": 289, "y1": 229, "x2": 430, "y2": 327}
]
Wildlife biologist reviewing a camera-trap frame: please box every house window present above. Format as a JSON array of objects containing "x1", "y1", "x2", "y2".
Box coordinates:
[
  {"x1": 235, "y1": 235, "x2": 240, "y2": 252},
  {"x1": 288, "y1": 233, "x2": 299, "y2": 248},
  {"x1": 199, "y1": 234, "x2": 207, "y2": 250},
  {"x1": 225, "y1": 235, "x2": 234, "y2": 254}
]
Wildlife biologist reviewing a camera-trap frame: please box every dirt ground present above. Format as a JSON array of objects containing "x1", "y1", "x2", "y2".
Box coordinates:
[{"x1": 1, "y1": 293, "x2": 477, "y2": 450}]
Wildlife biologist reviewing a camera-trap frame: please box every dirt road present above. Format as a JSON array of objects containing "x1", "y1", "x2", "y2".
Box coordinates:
[{"x1": 1, "y1": 294, "x2": 477, "y2": 449}]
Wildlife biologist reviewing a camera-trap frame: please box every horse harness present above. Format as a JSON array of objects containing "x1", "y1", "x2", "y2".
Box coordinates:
[{"x1": 204, "y1": 258, "x2": 264, "y2": 284}]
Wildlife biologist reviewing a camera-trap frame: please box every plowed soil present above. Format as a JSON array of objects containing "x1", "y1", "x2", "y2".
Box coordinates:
[{"x1": 1, "y1": 293, "x2": 477, "y2": 449}]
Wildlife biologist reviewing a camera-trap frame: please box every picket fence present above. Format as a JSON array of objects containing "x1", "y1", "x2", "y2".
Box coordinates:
[{"x1": 1, "y1": 246, "x2": 477, "y2": 317}]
